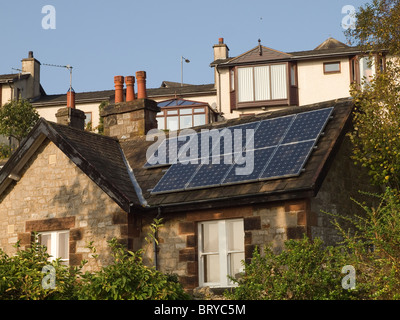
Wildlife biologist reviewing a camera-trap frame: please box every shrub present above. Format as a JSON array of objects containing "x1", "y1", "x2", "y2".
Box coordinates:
[{"x1": 225, "y1": 236, "x2": 358, "y2": 300}]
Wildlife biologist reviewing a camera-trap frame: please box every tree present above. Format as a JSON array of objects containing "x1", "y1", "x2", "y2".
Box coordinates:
[
  {"x1": 346, "y1": 0, "x2": 400, "y2": 189},
  {"x1": 0, "y1": 99, "x2": 40, "y2": 147}
]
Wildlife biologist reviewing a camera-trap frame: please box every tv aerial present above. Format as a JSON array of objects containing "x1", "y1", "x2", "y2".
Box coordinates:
[{"x1": 42, "y1": 63, "x2": 73, "y2": 92}]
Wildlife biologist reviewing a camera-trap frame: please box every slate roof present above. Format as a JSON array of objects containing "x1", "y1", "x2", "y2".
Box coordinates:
[
  {"x1": 0, "y1": 97, "x2": 354, "y2": 215},
  {"x1": 31, "y1": 84, "x2": 216, "y2": 107},
  {"x1": 0, "y1": 73, "x2": 30, "y2": 83},
  {"x1": 0, "y1": 119, "x2": 143, "y2": 212},
  {"x1": 211, "y1": 38, "x2": 362, "y2": 67},
  {"x1": 121, "y1": 97, "x2": 354, "y2": 213}
]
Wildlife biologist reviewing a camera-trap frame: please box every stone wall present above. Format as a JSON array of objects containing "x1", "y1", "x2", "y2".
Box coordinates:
[
  {"x1": 151, "y1": 201, "x2": 309, "y2": 290},
  {"x1": 310, "y1": 136, "x2": 381, "y2": 245},
  {"x1": 0, "y1": 139, "x2": 129, "y2": 270}
]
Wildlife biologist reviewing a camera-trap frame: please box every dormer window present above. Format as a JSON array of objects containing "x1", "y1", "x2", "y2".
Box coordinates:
[{"x1": 237, "y1": 64, "x2": 287, "y2": 103}]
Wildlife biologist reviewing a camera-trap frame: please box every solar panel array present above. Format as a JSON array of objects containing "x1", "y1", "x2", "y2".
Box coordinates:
[{"x1": 148, "y1": 107, "x2": 334, "y2": 194}]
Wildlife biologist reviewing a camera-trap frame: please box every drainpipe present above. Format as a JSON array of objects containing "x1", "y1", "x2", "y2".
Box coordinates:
[{"x1": 154, "y1": 207, "x2": 162, "y2": 270}]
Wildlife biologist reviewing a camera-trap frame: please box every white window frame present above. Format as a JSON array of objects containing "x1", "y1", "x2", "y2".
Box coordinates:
[
  {"x1": 38, "y1": 230, "x2": 70, "y2": 265},
  {"x1": 198, "y1": 219, "x2": 244, "y2": 287}
]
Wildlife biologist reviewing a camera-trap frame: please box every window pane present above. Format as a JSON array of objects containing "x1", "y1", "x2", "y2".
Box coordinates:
[
  {"x1": 157, "y1": 117, "x2": 165, "y2": 130},
  {"x1": 40, "y1": 234, "x2": 52, "y2": 256},
  {"x1": 254, "y1": 66, "x2": 270, "y2": 101},
  {"x1": 194, "y1": 108, "x2": 205, "y2": 113},
  {"x1": 166, "y1": 116, "x2": 179, "y2": 131},
  {"x1": 359, "y1": 57, "x2": 375, "y2": 85},
  {"x1": 227, "y1": 220, "x2": 244, "y2": 251},
  {"x1": 271, "y1": 64, "x2": 287, "y2": 100},
  {"x1": 194, "y1": 114, "x2": 206, "y2": 127},
  {"x1": 204, "y1": 254, "x2": 220, "y2": 283},
  {"x1": 58, "y1": 232, "x2": 69, "y2": 261},
  {"x1": 85, "y1": 113, "x2": 92, "y2": 126},
  {"x1": 180, "y1": 108, "x2": 192, "y2": 115},
  {"x1": 290, "y1": 65, "x2": 296, "y2": 86},
  {"x1": 167, "y1": 110, "x2": 178, "y2": 115},
  {"x1": 180, "y1": 115, "x2": 192, "y2": 129},
  {"x1": 238, "y1": 67, "x2": 254, "y2": 102},
  {"x1": 202, "y1": 222, "x2": 219, "y2": 253},
  {"x1": 229, "y1": 252, "x2": 245, "y2": 280},
  {"x1": 324, "y1": 62, "x2": 340, "y2": 73}
]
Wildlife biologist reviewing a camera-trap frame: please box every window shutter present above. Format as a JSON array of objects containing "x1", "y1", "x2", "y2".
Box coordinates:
[
  {"x1": 254, "y1": 66, "x2": 270, "y2": 101},
  {"x1": 238, "y1": 67, "x2": 254, "y2": 102},
  {"x1": 271, "y1": 64, "x2": 287, "y2": 99}
]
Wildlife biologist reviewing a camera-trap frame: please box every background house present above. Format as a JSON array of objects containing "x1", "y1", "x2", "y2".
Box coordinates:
[{"x1": 211, "y1": 37, "x2": 379, "y2": 119}]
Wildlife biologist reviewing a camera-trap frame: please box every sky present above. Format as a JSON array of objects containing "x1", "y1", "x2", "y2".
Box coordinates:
[{"x1": 0, "y1": 0, "x2": 371, "y2": 95}]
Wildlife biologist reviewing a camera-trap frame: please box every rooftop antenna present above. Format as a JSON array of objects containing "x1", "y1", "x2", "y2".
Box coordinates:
[{"x1": 42, "y1": 63, "x2": 74, "y2": 122}]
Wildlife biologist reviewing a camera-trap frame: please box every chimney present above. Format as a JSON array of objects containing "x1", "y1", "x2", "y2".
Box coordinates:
[
  {"x1": 213, "y1": 37, "x2": 229, "y2": 61},
  {"x1": 101, "y1": 72, "x2": 160, "y2": 140},
  {"x1": 136, "y1": 71, "x2": 147, "y2": 99},
  {"x1": 21, "y1": 51, "x2": 41, "y2": 99},
  {"x1": 67, "y1": 88, "x2": 75, "y2": 109},
  {"x1": 55, "y1": 107, "x2": 86, "y2": 130},
  {"x1": 114, "y1": 75, "x2": 125, "y2": 103},
  {"x1": 125, "y1": 76, "x2": 136, "y2": 102}
]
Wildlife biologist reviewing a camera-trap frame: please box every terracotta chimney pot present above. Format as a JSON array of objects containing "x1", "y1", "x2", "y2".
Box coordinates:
[
  {"x1": 114, "y1": 75, "x2": 125, "y2": 103},
  {"x1": 136, "y1": 71, "x2": 147, "y2": 99},
  {"x1": 125, "y1": 76, "x2": 136, "y2": 102},
  {"x1": 67, "y1": 88, "x2": 75, "y2": 109}
]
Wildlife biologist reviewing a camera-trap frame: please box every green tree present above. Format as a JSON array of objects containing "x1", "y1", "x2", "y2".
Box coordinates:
[
  {"x1": 0, "y1": 99, "x2": 40, "y2": 147},
  {"x1": 346, "y1": 0, "x2": 400, "y2": 189}
]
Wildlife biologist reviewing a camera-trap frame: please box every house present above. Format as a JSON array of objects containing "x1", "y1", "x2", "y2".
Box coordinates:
[
  {"x1": 0, "y1": 72, "x2": 377, "y2": 291},
  {"x1": 211, "y1": 37, "x2": 381, "y2": 119}
]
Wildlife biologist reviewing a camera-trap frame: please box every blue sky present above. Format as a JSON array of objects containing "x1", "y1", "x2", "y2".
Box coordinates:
[{"x1": 0, "y1": 0, "x2": 370, "y2": 95}]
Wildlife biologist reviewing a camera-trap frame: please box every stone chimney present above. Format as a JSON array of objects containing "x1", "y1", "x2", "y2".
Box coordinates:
[
  {"x1": 21, "y1": 51, "x2": 41, "y2": 99},
  {"x1": 56, "y1": 107, "x2": 86, "y2": 130},
  {"x1": 101, "y1": 72, "x2": 160, "y2": 140},
  {"x1": 213, "y1": 38, "x2": 229, "y2": 61}
]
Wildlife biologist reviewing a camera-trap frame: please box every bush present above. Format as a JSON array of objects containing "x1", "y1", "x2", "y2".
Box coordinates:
[
  {"x1": 225, "y1": 236, "x2": 358, "y2": 300},
  {"x1": 0, "y1": 237, "x2": 188, "y2": 300}
]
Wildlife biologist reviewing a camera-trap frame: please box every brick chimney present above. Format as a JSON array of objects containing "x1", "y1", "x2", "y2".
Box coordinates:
[
  {"x1": 125, "y1": 76, "x2": 135, "y2": 102},
  {"x1": 101, "y1": 72, "x2": 159, "y2": 140},
  {"x1": 114, "y1": 75, "x2": 125, "y2": 103}
]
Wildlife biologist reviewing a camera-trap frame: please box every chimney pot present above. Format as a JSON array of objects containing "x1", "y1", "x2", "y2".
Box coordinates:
[
  {"x1": 28, "y1": 51, "x2": 33, "y2": 58},
  {"x1": 219, "y1": 38, "x2": 224, "y2": 44},
  {"x1": 136, "y1": 71, "x2": 147, "y2": 99},
  {"x1": 67, "y1": 88, "x2": 75, "y2": 109},
  {"x1": 114, "y1": 75, "x2": 125, "y2": 103},
  {"x1": 125, "y1": 76, "x2": 136, "y2": 102}
]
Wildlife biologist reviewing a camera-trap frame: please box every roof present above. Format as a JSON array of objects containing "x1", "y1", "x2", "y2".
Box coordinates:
[
  {"x1": 158, "y1": 98, "x2": 209, "y2": 108},
  {"x1": 0, "y1": 97, "x2": 354, "y2": 215},
  {"x1": 122, "y1": 97, "x2": 354, "y2": 213},
  {"x1": 0, "y1": 119, "x2": 144, "y2": 212},
  {"x1": 31, "y1": 83, "x2": 216, "y2": 107},
  {"x1": 0, "y1": 73, "x2": 30, "y2": 83},
  {"x1": 211, "y1": 37, "x2": 362, "y2": 67}
]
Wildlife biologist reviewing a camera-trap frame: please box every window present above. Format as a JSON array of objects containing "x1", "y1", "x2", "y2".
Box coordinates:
[
  {"x1": 84, "y1": 112, "x2": 92, "y2": 127},
  {"x1": 323, "y1": 61, "x2": 341, "y2": 74},
  {"x1": 198, "y1": 219, "x2": 244, "y2": 287},
  {"x1": 38, "y1": 230, "x2": 69, "y2": 265},
  {"x1": 157, "y1": 107, "x2": 207, "y2": 131},
  {"x1": 359, "y1": 56, "x2": 375, "y2": 87},
  {"x1": 237, "y1": 64, "x2": 287, "y2": 103}
]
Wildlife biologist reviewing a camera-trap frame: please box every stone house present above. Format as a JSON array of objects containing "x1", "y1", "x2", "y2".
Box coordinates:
[{"x1": 0, "y1": 75, "x2": 376, "y2": 292}]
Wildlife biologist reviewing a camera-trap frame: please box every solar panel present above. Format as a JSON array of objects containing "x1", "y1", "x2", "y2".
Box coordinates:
[
  {"x1": 186, "y1": 155, "x2": 234, "y2": 189},
  {"x1": 281, "y1": 107, "x2": 333, "y2": 144},
  {"x1": 260, "y1": 140, "x2": 315, "y2": 180},
  {"x1": 222, "y1": 147, "x2": 275, "y2": 185},
  {"x1": 150, "y1": 161, "x2": 201, "y2": 194},
  {"x1": 252, "y1": 115, "x2": 295, "y2": 150},
  {"x1": 150, "y1": 107, "x2": 334, "y2": 194}
]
